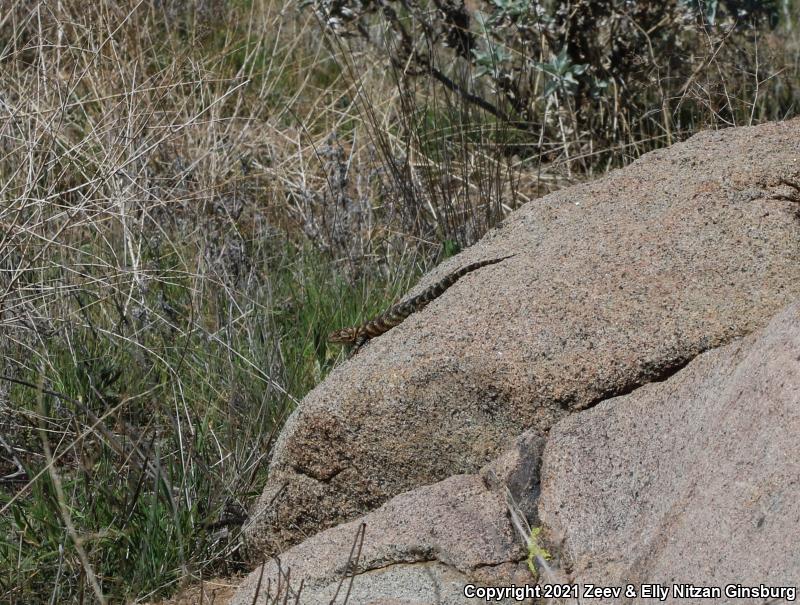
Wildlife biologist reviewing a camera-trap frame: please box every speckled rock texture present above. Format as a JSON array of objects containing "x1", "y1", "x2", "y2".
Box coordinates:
[
  {"x1": 538, "y1": 301, "x2": 800, "y2": 603},
  {"x1": 244, "y1": 119, "x2": 800, "y2": 561},
  {"x1": 231, "y1": 474, "x2": 528, "y2": 605}
]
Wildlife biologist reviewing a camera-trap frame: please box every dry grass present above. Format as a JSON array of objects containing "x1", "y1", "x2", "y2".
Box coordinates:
[{"x1": 0, "y1": 1, "x2": 431, "y2": 601}]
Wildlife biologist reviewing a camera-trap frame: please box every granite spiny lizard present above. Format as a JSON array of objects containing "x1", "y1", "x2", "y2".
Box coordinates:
[{"x1": 328, "y1": 255, "x2": 514, "y2": 355}]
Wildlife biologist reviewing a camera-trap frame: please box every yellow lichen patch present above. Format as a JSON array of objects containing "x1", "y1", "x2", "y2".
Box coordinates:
[{"x1": 527, "y1": 526, "x2": 552, "y2": 578}]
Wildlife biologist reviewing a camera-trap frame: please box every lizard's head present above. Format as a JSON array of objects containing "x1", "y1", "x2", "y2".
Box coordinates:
[{"x1": 328, "y1": 327, "x2": 358, "y2": 345}]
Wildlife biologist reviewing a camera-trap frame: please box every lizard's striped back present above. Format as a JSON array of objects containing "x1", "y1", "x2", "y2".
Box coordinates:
[{"x1": 328, "y1": 255, "x2": 514, "y2": 353}]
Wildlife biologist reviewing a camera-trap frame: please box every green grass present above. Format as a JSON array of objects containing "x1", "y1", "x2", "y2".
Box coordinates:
[
  {"x1": 0, "y1": 2, "x2": 430, "y2": 596},
  {"x1": 0, "y1": 240, "x2": 422, "y2": 602}
]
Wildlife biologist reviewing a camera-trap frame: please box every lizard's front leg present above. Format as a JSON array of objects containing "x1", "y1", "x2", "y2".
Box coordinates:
[{"x1": 350, "y1": 334, "x2": 369, "y2": 357}]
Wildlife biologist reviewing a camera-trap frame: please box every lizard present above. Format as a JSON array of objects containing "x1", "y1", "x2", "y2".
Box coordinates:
[{"x1": 328, "y1": 254, "x2": 515, "y2": 355}]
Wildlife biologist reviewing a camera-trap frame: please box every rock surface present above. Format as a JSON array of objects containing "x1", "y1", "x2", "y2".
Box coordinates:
[
  {"x1": 229, "y1": 303, "x2": 800, "y2": 605},
  {"x1": 538, "y1": 301, "x2": 800, "y2": 603},
  {"x1": 232, "y1": 475, "x2": 528, "y2": 605},
  {"x1": 245, "y1": 119, "x2": 800, "y2": 560}
]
